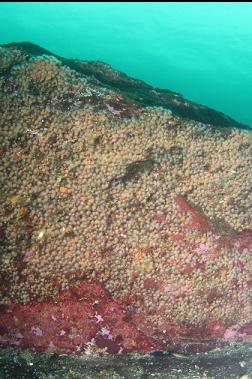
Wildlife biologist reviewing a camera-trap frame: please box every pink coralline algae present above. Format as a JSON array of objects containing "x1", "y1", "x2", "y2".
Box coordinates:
[{"x1": 224, "y1": 329, "x2": 237, "y2": 339}]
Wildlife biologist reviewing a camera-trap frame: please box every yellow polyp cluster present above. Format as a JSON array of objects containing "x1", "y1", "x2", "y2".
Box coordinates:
[{"x1": 10, "y1": 195, "x2": 20, "y2": 205}]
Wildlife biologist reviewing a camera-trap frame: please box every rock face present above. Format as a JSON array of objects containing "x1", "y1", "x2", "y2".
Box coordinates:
[
  {"x1": 2, "y1": 41, "x2": 251, "y2": 130},
  {"x1": 0, "y1": 44, "x2": 251, "y2": 356}
]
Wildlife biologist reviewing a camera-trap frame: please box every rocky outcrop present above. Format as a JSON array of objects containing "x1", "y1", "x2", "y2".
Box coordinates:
[{"x1": 0, "y1": 44, "x2": 251, "y2": 357}]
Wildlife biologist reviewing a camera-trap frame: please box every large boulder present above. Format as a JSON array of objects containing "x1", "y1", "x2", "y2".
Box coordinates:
[{"x1": 0, "y1": 45, "x2": 251, "y2": 355}]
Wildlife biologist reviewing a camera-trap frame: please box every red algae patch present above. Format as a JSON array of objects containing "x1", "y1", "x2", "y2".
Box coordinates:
[
  {"x1": 0, "y1": 48, "x2": 252, "y2": 355},
  {"x1": 0, "y1": 281, "x2": 163, "y2": 355}
]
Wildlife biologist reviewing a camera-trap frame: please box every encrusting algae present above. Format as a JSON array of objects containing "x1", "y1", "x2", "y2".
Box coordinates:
[{"x1": 0, "y1": 46, "x2": 251, "y2": 355}]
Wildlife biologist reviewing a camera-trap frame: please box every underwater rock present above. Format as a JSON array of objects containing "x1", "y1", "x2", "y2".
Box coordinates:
[
  {"x1": 2, "y1": 41, "x2": 250, "y2": 129},
  {"x1": 0, "y1": 44, "x2": 251, "y2": 356}
]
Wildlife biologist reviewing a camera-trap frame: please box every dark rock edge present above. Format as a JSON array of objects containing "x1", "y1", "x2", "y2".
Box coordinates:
[
  {"x1": 2, "y1": 41, "x2": 251, "y2": 130},
  {"x1": 0, "y1": 343, "x2": 252, "y2": 379}
]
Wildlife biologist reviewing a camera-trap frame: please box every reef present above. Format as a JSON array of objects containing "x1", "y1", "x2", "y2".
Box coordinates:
[{"x1": 0, "y1": 44, "x2": 251, "y2": 359}]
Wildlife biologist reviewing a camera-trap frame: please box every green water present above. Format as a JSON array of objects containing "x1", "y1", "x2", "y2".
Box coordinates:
[{"x1": 1, "y1": 2, "x2": 252, "y2": 127}]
